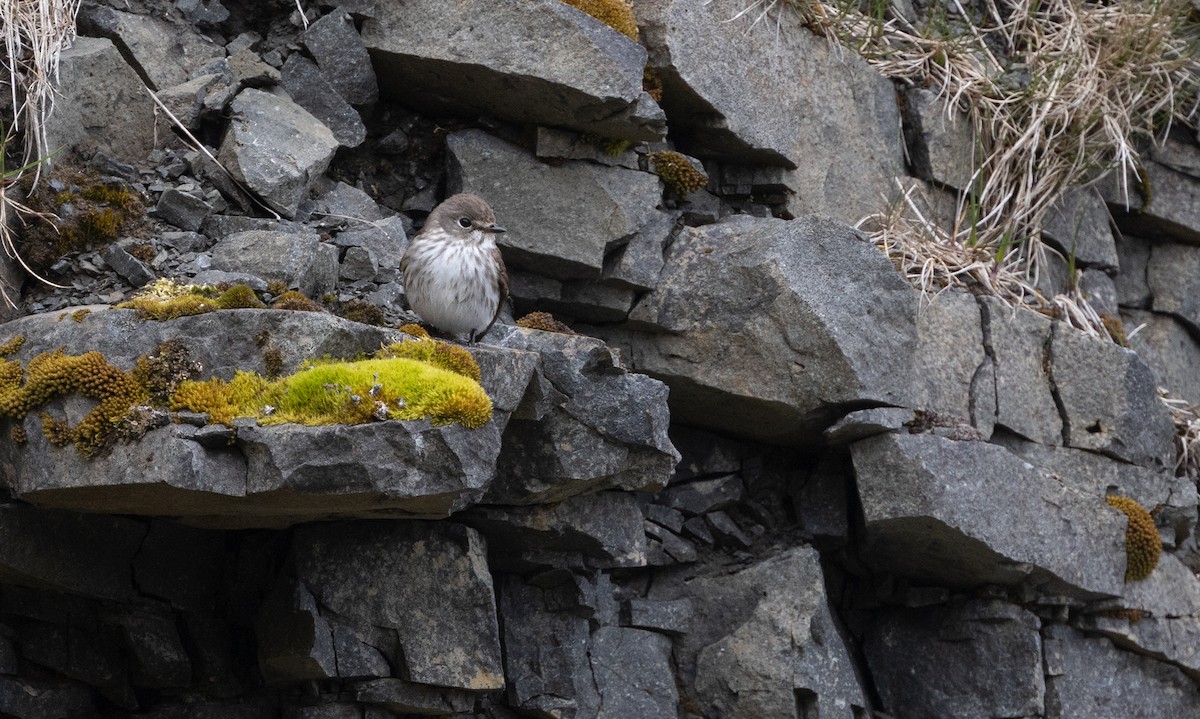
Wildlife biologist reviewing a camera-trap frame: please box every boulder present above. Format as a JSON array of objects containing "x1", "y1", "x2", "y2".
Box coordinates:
[
  {"x1": 79, "y1": 7, "x2": 224, "y2": 89},
  {"x1": 633, "y1": 0, "x2": 904, "y2": 223},
  {"x1": 597, "y1": 214, "x2": 917, "y2": 445},
  {"x1": 1044, "y1": 624, "x2": 1200, "y2": 717},
  {"x1": 865, "y1": 600, "x2": 1045, "y2": 719},
  {"x1": 217, "y1": 89, "x2": 339, "y2": 218},
  {"x1": 210, "y1": 229, "x2": 339, "y2": 298},
  {"x1": 292, "y1": 521, "x2": 504, "y2": 692},
  {"x1": 281, "y1": 55, "x2": 367, "y2": 149},
  {"x1": 303, "y1": 8, "x2": 379, "y2": 105},
  {"x1": 650, "y1": 547, "x2": 869, "y2": 718},
  {"x1": 42, "y1": 37, "x2": 155, "y2": 165},
  {"x1": 447, "y1": 129, "x2": 665, "y2": 279},
  {"x1": 1123, "y1": 309, "x2": 1200, "y2": 406},
  {"x1": 851, "y1": 432, "x2": 1126, "y2": 600},
  {"x1": 361, "y1": 0, "x2": 665, "y2": 141},
  {"x1": 1049, "y1": 322, "x2": 1176, "y2": 468},
  {"x1": 979, "y1": 299, "x2": 1062, "y2": 445}
]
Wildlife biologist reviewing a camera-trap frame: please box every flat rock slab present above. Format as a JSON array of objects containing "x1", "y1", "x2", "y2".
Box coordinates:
[
  {"x1": 362, "y1": 0, "x2": 665, "y2": 141},
  {"x1": 598, "y1": 214, "x2": 917, "y2": 445},
  {"x1": 851, "y1": 432, "x2": 1126, "y2": 600},
  {"x1": 0, "y1": 309, "x2": 677, "y2": 528}
]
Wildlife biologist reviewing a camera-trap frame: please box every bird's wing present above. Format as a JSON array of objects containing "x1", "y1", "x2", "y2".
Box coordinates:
[{"x1": 479, "y1": 246, "x2": 509, "y2": 340}]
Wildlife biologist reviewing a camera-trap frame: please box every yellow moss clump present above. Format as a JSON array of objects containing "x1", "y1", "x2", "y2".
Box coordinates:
[
  {"x1": 117, "y1": 279, "x2": 266, "y2": 319},
  {"x1": 271, "y1": 291, "x2": 323, "y2": 312},
  {"x1": 0, "y1": 335, "x2": 24, "y2": 358},
  {"x1": 643, "y1": 68, "x2": 664, "y2": 103},
  {"x1": 560, "y1": 0, "x2": 638, "y2": 40},
  {"x1": 517, "y1": 311, "x2": 576, "y2": 334},
  {"x1": 171, "y1": 356, "x2": 493, "y2": 430},
  {"x1": 649, "y1": 151, "x2": 708, "y2": 194},
  {"x1": 378, "y1": 338, "x2": 482, "y2": 382},
  {"x1": 399, "y1": 323, "x2": 431, "y2": 340},
  {"x1": 1106, "y1": 495, "x2": 1162, "y2": 582},
  {"x1": 0, "y1": 349, "x2": 150, "y2": 456}
]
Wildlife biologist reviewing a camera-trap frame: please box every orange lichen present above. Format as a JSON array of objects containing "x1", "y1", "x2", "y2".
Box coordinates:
[{"x1": 1106, "y1": 495, "x2": 1162, "y2": 581}]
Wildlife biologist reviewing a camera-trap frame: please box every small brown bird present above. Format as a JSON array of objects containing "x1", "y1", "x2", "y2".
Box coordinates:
[{"x1": 400, "y1": 193, "x2": 509, "y2": 344}]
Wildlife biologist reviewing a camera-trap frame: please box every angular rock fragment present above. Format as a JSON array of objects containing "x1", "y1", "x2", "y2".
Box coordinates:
[
  {"x1": 363, "y1": 0, "x2": 664, "y2": 140},
  {"x1": 217, "y1": 89, "x2": 339, "y2": 218},
  {"x1": 1122, "y1": 309, "x2": 1200, "y2": 407},
  {"x1": 902, "y1": 87, "x2": 977, "y2": 192},
  {"x1": 851, "y1": 432, "x2": 1126, "y2": 600},
  {"x1": 1146, "y1": 241, "x2": 1200, "y2": 333},
  {"x1": 80, "y1": 7, "x2": 224, "y2": 89},
  {"x1": 590, "y1": 627, "x2": 677, "y2": 719},
  {"x1": 303, "y1": 8, "x2": 379, "y2": 105},
  {"x1": 633, "y1": 0, "x2": 903, "y2": 223},
  {"x1": 210, "y1": 230, "x2": 338, "y2": 298},
  {"x1": 293, "y1": 521, "x2": 504, "y2": 691},
  {"x1": 598, "y1": 214, "x2": 917, "y2": 445},
  {"x1": 447, "y1": 129, "x2": 665, "y2": 279},
  {"x1": 255, "y1": 578, "x2": 337, "y2": 682},
  {"x1": 865, "y1": 600, "x2": 1045, "y2": 719},
  {"x1": 281, "y1": 55, "x2": 367, "y2": 149},
  {"x1": 979, "y1": 299, "x2": 1062, "y2": 445},
  {"x1": 1102, "y1": 161, "x2": 1200, "y2": 244},
  {"x1": 1043, "y1": 186, "x2": 1119, "y2": 269}
]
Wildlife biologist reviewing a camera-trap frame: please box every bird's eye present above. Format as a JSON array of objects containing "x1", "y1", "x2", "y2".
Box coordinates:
[{"x1": 458, "y1": 217, "x2": 472, "y2": 229}]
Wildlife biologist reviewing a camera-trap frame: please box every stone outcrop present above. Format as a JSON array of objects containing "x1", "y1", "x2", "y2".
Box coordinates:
[{"x1": 2, "y1": 0, "x2": 1198, "y2": 717}]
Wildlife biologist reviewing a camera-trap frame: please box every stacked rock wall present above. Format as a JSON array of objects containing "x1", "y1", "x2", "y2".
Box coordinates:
[{"x1": 0, "y1": 0, "x2": 1198, "y2": 717}]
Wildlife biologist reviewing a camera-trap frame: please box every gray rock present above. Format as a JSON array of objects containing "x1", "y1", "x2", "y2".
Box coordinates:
[
  {"x1": 217, "y1": 88, "x2": 339, "y2": 218},
  {"x1": 1123, "y1": 309, "x2": 1200, "y2": 406},
  {"x1": 634, "y1": 0, "x2": 903, "y2": 223},
  {"x1": 1150, "y1": 129, "x2": 1200, "y2": 178},
  {"x1": 318, "y1": 182, "x2": 390, "y2": 225},
  {"x1": 1080, "y1": 268, "x2": 1119, "y2": 316},
  {"x1": 597, "y1": 215, "x2": 917, "y2": 445},
  {"x1": 865, "y1": 600, "x2": 1044, "y2": 719},
  {"x1": 80, "y1": 7, "x2": 224, "y2": 89},
  {"x1": 100, "y1": 242, "x2": 156, "y2": 287},
  {"x1": 447, "y1": 129, "x2": 664, "y2": 279},
  {"x1": 1079, "y1": 553, "x2": 1200, "y2": 677},
  {"x1": 645, "y1": 503, "x2": 685, "y2": 533},
  {"x1": 902, "y1": 87, "x2": 976, "y2": 191},
  {"x1": 1115, "y1": 234, "x2": 1153, "y2": 308},
  {"x1": 210, "y1": 230, "x2": 338, "y2": 297},
  {"x1": 488, "y1": 327, "x2": 679, "y2": 504},
  {"x1": 498, "y1": 574, "x2": 599, "y2": 718},
  {"x1": 281, "y1": 54, "x2": 367, "y2": 149},
  {"x1": 627, "y1": 598, "x2": 693, "y2": 634},
  {"x1": 911, "y1": 290, "x2": 992, "y2": 434},
  {"x1": 303, "y1": 8, "x2": 379, "y2": 105},
  {"x1": 462, "y1": 491, "x2": 647, "y2": 568},
  {"x1": 225, "y1": 49, "x2": 281, "y2": 88},
  {"x1": 651, "y1": 546, "x2": 869, "y2": 718},
  {"x1": 994, "y1": 437, "x2": 1196, "y2": 545},
  {"x1": 293, "y1": 521, "x2": 504, "y2": 691},
  {"x1": 1147, "y1": 241, "x2": 1200, "y2": 333},
  {"x1": 705, "y1": 511, "x2": 752, "y2": 548},
  {"x1": 979, "y1": 298, "x2": 1063, "y2": 445},
  {"x1": 362, "y1": 0, "x2": 665, "y2": 140},
  {"x1": 659, "y1": 475, "x2": 744, "y2": 516},
  {"x1": 824, "y1": 407, "x2": 916, "y2": 445},
  {"x1": 115, "y1": 608, "x2": 193, "y2": 688},
  {"x1": 668, "y1": 426, "x2": 743, "y2": 482},
  {"x1": 0, "y1": 676, "x2": 95, "y2": 719},
  {"x1": 334, "y1": 215, "x2": 408, "y2": 283},
  {"x1": 646, "y1": 523, "x2": 697, "y2": 565},
  {"x1": 1102, "y1": 161, "x2": 1200, "y2": 244},
  {"x1": 602, "y1": 210, "x2": 677, "y2": 291},
  {"x1": 1049, "y1": 321, "x2": 1176, "y2": 468},
  {"x1": 534, "y1": 127, "x2": 640, "y2": 169},
  {"x1": 354, "y1": 678, "x2": 474, "y2": 715},
  {"x1": 1043, "y1": 624, "x2": 1200, "y2": 718},
  {"x1": 154, "y1": 74, "x2": 222, "y2": 130},
  {"x1": 255, "y1": 578, "x2": 337, "y2": 682},
  {"x1": 13, "y1": 617, "x2": 132, "y2": 706},
  {"x1": 152, "y1": 188, "x2": 214, "y2": 233},
  {"x1": 42, "y1": 37, "x2": 155, "y2": 165},
  {"x1": 0, "y1": 504, "x2": 145, "y2": 601},
  {"x1": 177, "y1": 0, "x2": 230, "y2": 25},
  {"x1": 590, "y1": 627, "x2": 677, "y2": 719},
  {"x1": 328, "y1": 618, "x2": 391, "y2": 679},
  {"x1": 793, "y1": 454, "x2": 852, "y2": 542},
  {"x1": 851, "y1": 432, "x2": 1126, "y2": 600},
  {"x1": 132, "y1": 520, "x2": 226, "y2": 611},
  {"x1": 1043, "y1": 185, "x2": 1119, "y2": 268}
]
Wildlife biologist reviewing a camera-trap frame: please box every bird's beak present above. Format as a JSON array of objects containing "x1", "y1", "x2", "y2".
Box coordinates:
[{"x1": 486, "y1": 224, "x2": 507, "y2": 234}]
